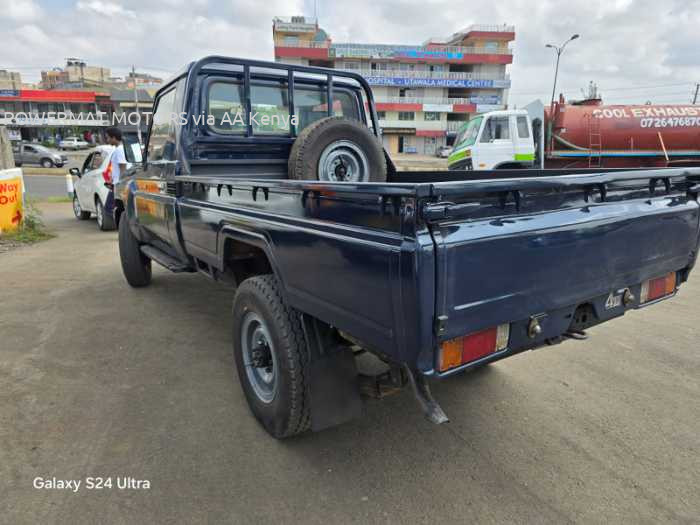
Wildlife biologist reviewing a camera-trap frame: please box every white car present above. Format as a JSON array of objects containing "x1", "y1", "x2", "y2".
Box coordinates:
[
  {"x1": 59, "y1": 137, "x2": 89, "y2": 150},
  {"x1": 70, "y1": 145, "x2": 117, "y2": 231}
]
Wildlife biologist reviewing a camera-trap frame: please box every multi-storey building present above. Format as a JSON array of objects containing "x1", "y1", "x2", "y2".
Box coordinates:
[
  {"x1": 41, "y1": 59, "x2": 111, "y2": 89},
  {"x1": 0, "y1": 70, "x2": 22, "y2": 91},
  {"x1": 273, "y1": 16, "x2": 514, "y2": 155}
]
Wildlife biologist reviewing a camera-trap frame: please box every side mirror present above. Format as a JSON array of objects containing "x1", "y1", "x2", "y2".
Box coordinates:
[{"x1": 69, "y1": 167, "x2": 81, "y2": 177}]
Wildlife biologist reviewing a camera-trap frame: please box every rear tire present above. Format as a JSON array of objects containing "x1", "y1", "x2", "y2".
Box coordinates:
[
  {"x1": 73, "y1": 193, "x2": 90, "y2": 220},
  {"x1": 232, "y1": 275, "x2": 310, "y2": 439},
  {"x1": 288, "y1": 117, "x2": 387, "y2": 182},
  {"x1": 118, "y1": 215, "x2": 152, "y2": 287},
  {"x1": 96, "y1": 198, "x2": 115, "y2": 231}
]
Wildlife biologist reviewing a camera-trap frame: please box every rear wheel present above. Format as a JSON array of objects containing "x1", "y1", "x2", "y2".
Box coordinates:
[
  {"x1": 232, "y1": 275, "x2": 310, "y2": 439},
  {"x1": 288, "y1": 117, "x2": 387, "y2": 182},
  {"x1": 73, "y1": 193, "x2": 90, "y2": 220},
  {"x1": 95, "y1": 198, "x2": 115, "y2": 231},
  {"x1": 118, "y1": 215, "x2": 152, "y2": 287}
]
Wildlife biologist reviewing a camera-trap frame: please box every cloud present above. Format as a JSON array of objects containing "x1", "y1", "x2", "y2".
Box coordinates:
[
  {"x1": 2, "y1": 0, "x2": 43, "y2": 21},
  {"x1": 0, "y1": 0, "x2": 698, "y2": 106},
  {"x1": 76, "y1": 0, "x2": 137, "y2": 18}
]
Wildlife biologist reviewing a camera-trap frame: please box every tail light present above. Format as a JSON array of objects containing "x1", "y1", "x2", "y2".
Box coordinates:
[
  {"x1": 640, "y1": 272, "x2": 676, "y2": 304},
  {"x1": 439, "y1": 324, "x2": 510, "y2": 372}
]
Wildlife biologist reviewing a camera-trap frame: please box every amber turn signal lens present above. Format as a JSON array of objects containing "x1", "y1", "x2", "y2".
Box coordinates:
[
  {"x1": 439, "y1": 338, "x2": 463, "y2": 372},
  {"x1": 640, "y1": 272, "x2": 676, "y2": 303}
]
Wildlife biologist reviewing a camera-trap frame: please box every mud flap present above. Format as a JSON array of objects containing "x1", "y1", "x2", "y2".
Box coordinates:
[
  {"x1": 300, "y1": 314, "x2": 363, "y2": 432},
  {"x1": 308, "y1": 346, "x2": 363, "y2": 432}
]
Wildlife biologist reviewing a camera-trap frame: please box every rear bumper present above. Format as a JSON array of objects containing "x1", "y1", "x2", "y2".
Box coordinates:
[{"x1": 429, "y1": 269, "x2": 688, "y2": 378}]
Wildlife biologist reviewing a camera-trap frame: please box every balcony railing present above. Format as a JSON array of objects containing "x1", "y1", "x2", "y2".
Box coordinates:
[
  {"x1": 331, "y1": 43, "x2": 513, "y2": 56},
  {"x1": 338, "y1": 69, "x2": 509, "y2": 81},
  {"x1": 376, "y1": 96, "x2": 503, "y2": 106},
  {"x1": 446, "y1": 121, "x2": 469, "y2": 131},
  {"x1": 380, "y1": 119, "x2": 446, "y2": 131},
  {"x1": 377, "y1": 96, "x2": 474, "y2": 105},
  {"x1": 274, "y1": 40, "x2": 330, "y2": 48},
  {"x1": 274, "y1": 41, "x2": 513, "y2": 56}
]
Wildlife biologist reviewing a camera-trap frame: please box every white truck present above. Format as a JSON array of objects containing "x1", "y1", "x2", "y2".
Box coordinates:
[{"x1": 448, "y1": 109, "x2": 538, "y2": 171}]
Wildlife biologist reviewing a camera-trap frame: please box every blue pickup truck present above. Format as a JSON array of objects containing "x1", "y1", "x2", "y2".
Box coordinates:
[{"x1": 115, "y1": 56, "x2": 700, "y2": 438}]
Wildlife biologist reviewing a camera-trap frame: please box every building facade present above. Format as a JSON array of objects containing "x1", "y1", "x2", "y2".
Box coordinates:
[
  {"x1": 0, "y1": 70, "x2": 22, "y2": 91},
  {"x1": 273, "y1": 16, "x2": 514, "y2": 155}
]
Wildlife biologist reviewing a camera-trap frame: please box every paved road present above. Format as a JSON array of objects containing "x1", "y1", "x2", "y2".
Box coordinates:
[
  {"x1": 23, "y1": 175, "x2": 73, "y2": 200},
  {"x1": 1, "y1": 203, "x2": 699, "y2": 524}
]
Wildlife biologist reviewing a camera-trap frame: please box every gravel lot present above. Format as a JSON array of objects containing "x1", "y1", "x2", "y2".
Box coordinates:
[{"x1": 1, "y1": 203, "x2": 698, "y2": 524}]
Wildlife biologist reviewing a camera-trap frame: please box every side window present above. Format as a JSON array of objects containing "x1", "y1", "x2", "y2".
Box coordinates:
[
  {"x1": 208, "y1": 82, "x2": 245, "y2": 134},
  {"x1": 90, "y1": 152, "x2": 103, "y2": 170},
  {"x1": 480, "y1": 116, "x2": 510, "y2": 142},
  {"x1": 147, "y1": 87, "x2": 177, "y2": 161},
  {"x1": 24, "y1": 146, "x2": 36, "y2": 153},
  {"x1": 82, "y1": 153, "x2": 94, "y2": 173},
  {"x1": 517, "y1": 116, "x2": 530, "y2": 138},
  {"x1": 250, "y1": 83, "x2": 290, "y2": 134}
]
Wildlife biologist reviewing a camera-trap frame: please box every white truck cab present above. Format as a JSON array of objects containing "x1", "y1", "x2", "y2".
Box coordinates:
[{"x1": 448, "y1": 109, "x2": 536, "y2": 170}]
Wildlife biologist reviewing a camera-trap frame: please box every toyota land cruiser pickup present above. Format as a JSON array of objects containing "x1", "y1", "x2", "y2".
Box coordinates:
[{"x1": 115, "y1": 56, "x2": 700, "y2": 438}]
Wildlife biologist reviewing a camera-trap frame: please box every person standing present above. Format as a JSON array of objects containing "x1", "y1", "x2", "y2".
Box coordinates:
[{"x1": 104, "y1": 127, "x2": 127, "y2": 185}]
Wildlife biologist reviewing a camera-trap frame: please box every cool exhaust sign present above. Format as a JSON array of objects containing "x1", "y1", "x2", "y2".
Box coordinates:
[{"x1": 0, "y1": 168, "x2": 24, "y2": 233}]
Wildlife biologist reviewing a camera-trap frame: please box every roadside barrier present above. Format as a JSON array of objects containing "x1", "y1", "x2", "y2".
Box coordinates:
[{"x1": 0, "y1": 168, "x2": 25, "y2": 233}]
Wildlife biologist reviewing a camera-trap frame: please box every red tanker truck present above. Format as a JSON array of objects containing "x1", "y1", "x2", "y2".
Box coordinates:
[{"x1": 448, "y1": 97, "x2": 700, "y2": 171}]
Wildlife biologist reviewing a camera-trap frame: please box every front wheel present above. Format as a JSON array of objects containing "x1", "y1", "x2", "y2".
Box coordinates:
[
  {"x1": 40, "y1": 158, "x2": 54, "y2": 168},
  {"x1": 73, "y1": 194, "x2": 90, "y2": 220},
  {"x1": 118, "y1": 215, "x2": 151, "y2": 287},
  {"x1": 232, "y1": 275, "x2": 311, "y2": 439}
]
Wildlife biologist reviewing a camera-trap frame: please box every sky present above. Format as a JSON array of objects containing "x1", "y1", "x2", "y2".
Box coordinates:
[{"x1": 1, "y1": 0, "x2": 699, "y2": 107}]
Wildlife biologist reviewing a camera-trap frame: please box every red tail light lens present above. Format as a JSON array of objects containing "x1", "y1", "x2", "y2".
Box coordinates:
[
  {"x1": 640, "y1": 272, "x2": 676, "y2": 304},
  {"x1": 439, "y1": 324, "x2": 510, "y2": 372}
]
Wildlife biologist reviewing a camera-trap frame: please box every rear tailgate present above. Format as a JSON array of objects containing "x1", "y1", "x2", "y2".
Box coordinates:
[{"x1": 424, "y1": 169, "x2": 700, "y2": 371}]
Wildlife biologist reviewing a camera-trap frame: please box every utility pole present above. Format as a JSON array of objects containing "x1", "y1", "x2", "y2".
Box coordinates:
[
  {"x1": 545, "y1": 34, "x2": 580, "y2": 153},
  {"x1": 693, "y1": 83, "x2": 699, "y2": 105},
  {"x1": 131, "y1": 65, "x2": 142, "y2": 144}
]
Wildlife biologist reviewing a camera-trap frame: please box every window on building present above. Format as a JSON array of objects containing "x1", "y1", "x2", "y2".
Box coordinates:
[
  {"x1": 424, "y1": 112, "x2": 440, "y2": 121},
  {"x1": 283, "y1": 36, "x2": 299, "y2": 46},
  {"x1": 344, "y1": 61, "x2": 359, "y2": 70},
  {"x1": 484, "y1": 41, "x2": 499, "y2": 51},
  {"x1": 517, "y1": 116, "x2": 530, "y2": 138},
  {"x1": 398, "y1": 111, "x2": 414, "y2": 121},
  {"x1": 480, "y1": 116, "x2": 510, "y2": 142},
  {"x1": 376, "y1": 111, "x2": 386, "y2": 119}
]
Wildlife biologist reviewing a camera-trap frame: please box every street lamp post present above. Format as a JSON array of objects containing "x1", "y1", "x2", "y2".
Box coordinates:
[{"x1": 546, "y1": 34, "x2": 580, "y2": 112}]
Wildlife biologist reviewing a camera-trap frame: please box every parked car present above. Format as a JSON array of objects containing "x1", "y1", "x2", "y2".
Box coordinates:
[
  {"x1": 12, "y1": 142, "x2": 67, "y2": 168},
  {"x1": 436, "y1": 145, "x2": 452, "y2": 158},
  {"x1": 69, "y1": 145, "x2": 117, "y2": 230},
  {"x1": 59, "y1": 137, "x2": 89, "y2": 150},
  {"x1": 115, "y1": 56, "x2": 700, "y2": 439}
]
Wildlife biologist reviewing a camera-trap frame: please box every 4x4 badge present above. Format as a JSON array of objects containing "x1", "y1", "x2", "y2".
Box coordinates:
[{"x1": 605, "y1": 292, "x2": 623, "y2": 310}]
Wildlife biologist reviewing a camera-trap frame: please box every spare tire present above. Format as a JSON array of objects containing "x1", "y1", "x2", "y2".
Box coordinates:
[{"x1": 288, "y1": 117, "x2": 387, "y2": 182}]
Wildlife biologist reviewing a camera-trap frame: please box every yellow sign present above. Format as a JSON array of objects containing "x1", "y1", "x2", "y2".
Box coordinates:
[{"x1": 0, "y1": 168, "x2": 24, "y2": 233}]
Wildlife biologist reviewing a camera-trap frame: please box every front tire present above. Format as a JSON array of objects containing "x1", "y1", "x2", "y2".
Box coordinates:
[
  {"x1": 232, "y1": 275, "x2": 311, "y2": 439},
  {"x1": 40, "y1": 158, "x2": 54, "y2": 168},
  {"x1": 118, "y1": 215, "x2": 152, "y2": 287},
  {"x1": 73, "y1": 193, "x2": 90, "y2": 220},
  {"x1": 95, "y1": 198, "x2": 115, "y2": 231}
]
